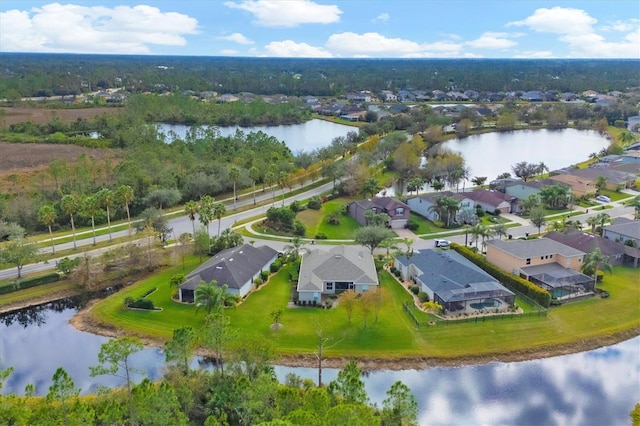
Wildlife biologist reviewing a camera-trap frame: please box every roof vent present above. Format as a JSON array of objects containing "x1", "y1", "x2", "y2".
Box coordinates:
[
  {"x1": 334, "y1": 255, "x2": 342, "y2": 259},
  {"x1": 216, "y1": 266, "x2": 223, "y2": 270}
]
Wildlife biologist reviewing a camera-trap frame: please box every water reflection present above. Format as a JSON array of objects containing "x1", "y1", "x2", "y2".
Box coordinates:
[{"x1": 1, "y1": 303, "x2": 638, "y2": 425}]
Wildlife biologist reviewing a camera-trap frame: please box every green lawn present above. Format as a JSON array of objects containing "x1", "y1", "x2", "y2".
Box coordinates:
[
  {"x1": 87, "y1": 257, "x2": 640, "y2": 361},
  {"x1": 299, "y1": 199, "x2": 361, "y2": 240}
]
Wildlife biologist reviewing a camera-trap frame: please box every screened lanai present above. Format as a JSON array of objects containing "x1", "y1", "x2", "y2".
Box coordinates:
[{"x1": 428, "y1": 278, "x2": 516, "y2": 314}]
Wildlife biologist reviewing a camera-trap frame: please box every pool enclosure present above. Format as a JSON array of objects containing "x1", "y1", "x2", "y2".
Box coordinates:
[{"x1": 431, "y1": 281, "x2": 516, "y2": 314}]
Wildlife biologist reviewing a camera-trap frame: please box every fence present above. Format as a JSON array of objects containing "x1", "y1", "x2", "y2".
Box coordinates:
[{"x1": 402, "y1": 301, "x2": 547, "y2": 329}]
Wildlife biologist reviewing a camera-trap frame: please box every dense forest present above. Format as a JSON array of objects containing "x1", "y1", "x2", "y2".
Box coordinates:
[{"x1": 0, "y1": 54, "x2": 638, "y2": 98}]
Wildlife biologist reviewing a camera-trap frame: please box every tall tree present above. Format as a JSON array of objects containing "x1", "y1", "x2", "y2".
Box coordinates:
[
  {"x1": 581, "y1": 247, "x2": 613, "y2": 286},
  {"x1": 165, "y1": 326, "x2": 198, "y2": 375},
  {"x1": 381, "y1": 381, "x2": 419, "y2": 426},
  {"x1": 184, "y1": 200, "x2": 199, "y2": 236},
  {"x1": 60, "y1": 194, "x2": 80, "y2": 249},
  {"x1": 330, "y1": 360, "x2": 368, "y2": 405},
  {"x1": 97, "y1": 188, "x2": 115, "y2": 242},
  {"x1": 198, "y1": 195, "x2": 215, "y2": 238},
  {"x1": 46, "y1": 367, "x2": 80, "y2": 423},
  {"x1": 338, "y1": 290, "x2": 358, "y2": 323},
  {"x1": 213, "y1": 202, "x2": 227, "y2": 237},
  {"x1": 353, "y1": 226, "x2": 395, "y2": 254},
  {"x1": 249, "y1": 166, "x2": 260, "y2": 205},
  {"x1": 195, "y1": 281, "x2": 234, "y2": 316},
  {"x1": 626, "y1": 195, "x2": 640, "y2": 221},
  {"x1": 82, "y1": 195, "x2": 101, "y2": 246},
  {"x1": 115, "y1": 184, "x2": 134, "y2": 236},
  {"x1": 229, "y1": 166, "x2": 240, "y2": 210},
  {"x1": 312, "y1": 320, "x2": 342, "y2": 387},
  {"x1": 90, "y1": 337, "x2": 144, "y2": 398},
  {"x1": 529, "y1": 206, "x2": 547, "y2": 235},
  {"x1": 359, "y1": 178, "x2": 381, "y2": 198},
  {"x1": 37, "y1": 204, "x2": 57, "y2": 255}
]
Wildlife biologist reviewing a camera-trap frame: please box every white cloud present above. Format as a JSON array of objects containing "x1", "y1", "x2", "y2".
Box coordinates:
[
  {"x1": 372, "y1": 13, "x2": 390, "y2": 24},
  {"x1": 325, "y1": 32, "x2": 463, "y2": 57},
  {"x1": 466, "y1": 32, "x2": 517, "y2": 49},
  {"x1": 601, "y1": 19, "x2": 640, "y2": 32},
  {"x1": 218, "y1": 32, "x2": 254, "y2": 45},
  {"x1": 513, "y1": 50, "x2": 555, "y2": 59},
  {"x1": 507, "y1": 7, "x2": 639, "y2": 58},
  {"x1": 224, "y1": 0, "x2": 341, "y2": 27},
  {"x1": 0, "y1": 3, "x2": 198, "y2": 54},
  {"x1": 220, "y1": 49, "x2": 239, "y2": 55},
  {"x1": 264, "y1": 40, "x2": 333, "y2": 57}
]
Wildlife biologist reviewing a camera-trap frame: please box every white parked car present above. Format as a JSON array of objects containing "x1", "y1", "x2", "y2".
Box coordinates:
[
  {"x1": 595, "y1": 195, "x2": 611, "y2": 203},
  {"x1": 435, "y1": 239, "x2": 451, "y2": 248}
]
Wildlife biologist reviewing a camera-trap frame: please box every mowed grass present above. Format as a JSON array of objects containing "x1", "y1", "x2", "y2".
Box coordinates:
[
  {"x1": 88, "y1": 259, "x2": 640, "y2": 360},
  {"x1": 296, "y1": 199, "x2": 361, "y2": 240}
]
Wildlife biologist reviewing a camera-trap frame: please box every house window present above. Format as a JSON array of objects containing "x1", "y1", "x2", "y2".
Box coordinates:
[
  {"x1": 550, "y1": 254, "x2": 553, "y2": 259},
  {"x1": 526, "y1": 258, "x2": 531, "y2": 265},
  {"x1": 395, "y1": 207, "x2": 405, "y2": 215},
  {"x1": 326, "y1": 282, "x2": 333, "y2": 291},
  {"x1": 540, "y1": 256, "x2": 544, "y2": 260}
]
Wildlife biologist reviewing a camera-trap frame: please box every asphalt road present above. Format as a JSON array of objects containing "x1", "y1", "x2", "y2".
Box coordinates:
[{"x1": 0, "y1": 187, "x2": 635, "y2": 281}]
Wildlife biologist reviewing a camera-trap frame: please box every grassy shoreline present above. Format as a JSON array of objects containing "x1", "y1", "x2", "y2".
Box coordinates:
[{"x1": 64, "y1": 257, "x2": 640, "y2": 369}]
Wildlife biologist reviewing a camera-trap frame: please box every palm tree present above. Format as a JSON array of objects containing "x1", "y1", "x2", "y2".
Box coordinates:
[
  {"x1": 595, "y1": 176, "x2": 607, "y2": 194},
  {"x1": 278, "y1": 171, "x2": 289, "y2": 206},
  {"x1": 195, "y1": 281, "x2": 235, "y2": 316},
  {"x1": 199, "y1": 195, "x2": 215, "y2": 238},
  {"x1": 82, "y1": 195, "x2": 101, "y2": 245},
  {"x1": 265, "y1": 171, "x2": 277, "y2": 204},
  {"x1": 184, "y1": 200, "x2": 199, "y2": 236},
  {"x1": 442, "y1": 197, "x2": 460, "y2": 227},
  {"x1": 115, "y1": 185, "x2": 134, "y2": 236},
  {"x1": 60, "y1": 194, "x2": 80, "y2": 249},
  {"x1": 626, "y1": 195, "x2": 640, "y2": 221},
  {"x1": 213, "y1": 202, "x2": 227, "y2": 237},
  {"x1": 359, "y1": 178, "x2": 381, "y2": 198},
  {"x1": 284, "y1": 235, "x2": 309, "y2": 261},
  {"x1": 617, "y1": 130, "x2": 636, "y2": 148},
  {"x1": 431, "y1": 179, "x2": 445, "y2": 192},
  {"x1": 491, "y1": 222, "x2": 509, "y2": 240},
  {"x1": 37, "y1": 204, "x2": 57, "y2": 254},
  {"x1": 249, "y1": 166, "x2": 260, "y2": 205},
  {"x1": 228, "y1": 166, "x2": 240, "y2": 210},
  {"x1": 595, "y1": 212, "x2": 610, "y2": 236},
  {"x1": 469, "y1": 223, "x2": 488, "y2": 250},
  {"x1": 97, "y1": 188, "x2": 114, "y2": 242},
  {"x1": 581, "y1": 247, "x2": 613, "y2": 287}
]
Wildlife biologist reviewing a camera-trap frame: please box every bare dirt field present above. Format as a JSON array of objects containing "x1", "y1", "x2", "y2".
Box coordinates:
[{"x1": 0, "y1": 106, "x2": 120, "y2": 127}]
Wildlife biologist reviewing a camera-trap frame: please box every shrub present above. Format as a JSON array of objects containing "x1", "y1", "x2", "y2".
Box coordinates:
[
  {"x1": 140, "y1": 287, "x2": 157, "y2": 298},
  {"x1": 406, "y1": 220, "x2": 419, "y2": 231},
  {"x1": 393, "y1": 269, "x2": 402, "y2": 278},
  {"x1": 315, "y1": 233, "x2": 328, "y2": 240},
  {"x1": 418, "y1": 291, "x2": 429, "y2": 303},
  {"x1": 307, "y1": 196, "x2": 322, "y2": 210},
  {"x1": 410, "y1": 285, "x2": 420, "y2": 295},
  {"x1": 126, "y1": 298, "x2": 155, "y2": 310},
  {"x1": 390, "y1": 266, "x2": 397, "y2": 274},
  {"x1": 290, "y1": 200, "x2": 304, "y2": 212},
  {"x1": 17, "y1": 273, "x2": 60, "y2": 290},
  {"x1": 254, "y1": 277, "x2": 263, "y2": 286},
  {"x1": 270, "y1": 260, "x2": 282, "y2": 273},
  {"x1": 451, "y1": 243, "x2": 551, "y2": 308},
  {"x1": 293, "y1": 220, "x2": 306, "y2": 236},
  {"x1": 260, "y1": 270, "x2": 269, "y2": 280}
]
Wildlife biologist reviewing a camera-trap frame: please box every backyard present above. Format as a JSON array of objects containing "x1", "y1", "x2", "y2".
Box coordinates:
[{"x1": 82, "y1": 255, "x2": 640, "y2": 363}]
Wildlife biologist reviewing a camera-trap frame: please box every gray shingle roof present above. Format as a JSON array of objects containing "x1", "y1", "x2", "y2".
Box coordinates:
[
  {"x1": 297, "y1": 245, "x2": 378, "y2": 293},
  {"x1": 180, "y1": 244, "x2": 278, "y2": 291},
  {"x1": 410, "y1": 191, "x2": 465, "y2": 204},
  {"x1": 486, "y1": 238, "x2": 585, "y2": 258},
  {"x1": 605, "y1": 217, "x2": 640, "y2": 240},
  {"x1": 396, "y1": 249, "x2": 514, "y2": 303},
  {"x1": 545, "y1": 230, "x2": 626, "y2": 257}
]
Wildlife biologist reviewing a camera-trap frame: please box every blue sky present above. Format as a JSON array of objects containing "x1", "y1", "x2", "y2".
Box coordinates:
[{"x1": 1, "y1": 1, "x2": 638, "y2": 58}]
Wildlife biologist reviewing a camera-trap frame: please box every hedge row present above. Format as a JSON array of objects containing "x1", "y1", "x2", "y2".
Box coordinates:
[
  {"x1": 0, "y1": 273, "x2": 61, "y2": 295},
  {"x1": 451, "y1": 243, "x2": 551, "y2": 308}
]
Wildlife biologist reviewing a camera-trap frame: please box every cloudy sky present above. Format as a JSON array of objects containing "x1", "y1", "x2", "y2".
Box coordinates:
[{"x1": 0, "y1": 1, "x2": 638, "y2": 58}]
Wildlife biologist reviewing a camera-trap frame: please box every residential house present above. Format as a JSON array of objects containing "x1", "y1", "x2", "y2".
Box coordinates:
[
  {"x1": 504, "y1": 179, "x2": 556, "y2": 204},
  {"x1": 567, "y1": 168, "x2": 637, "y2": 190},
  {"x1": 380, "y1": 90, "x2": 397, "y2": 102},
  {"x1": 620, "y1": 150, "x2": 640, "y2": 164},
  {"x1": 346, "y1": 91, "x2": 372, "y2": 103},
  {"x1": 348, "y1": 196, "x2": 410, "y2": 229},
  {"x1": 490, "y1": 177, "x2": 523, "y2": 192},
  {"x1": 460, "y1": 189, "x2": 517, "y2": 214},
  {"x1": 297, "y1": 245, "x2": 378, "y2": 303},
  {"x1": 485, "y1": 238, "x2": 594, "y2": 299},
  {"x1": 217, "y1": 93, "x2": 239, "y2": 103},
  {"x1": 407, "y1": 191, "x2": 465, "y2": 222},
  {"x1": 178, "y1": 244, "x2": 279, "y2": 302},
  {"x1": 547, "y1": 174, "x2": 597, "y2": 198},
  {"x1": 546, "y1": 229, "x2": 639, "y2": 268},
  {"x1": 394, "y1": 249, "x2": 515, "y2": 314},
  {"x1": 627, "y1": 116, "x2": 640, "y2": 132},
  {"x1": 603, "y1": 217, "x2": 640, "y2": 247},
  {"x1": 521, "y1": 91, "x2": 543, "y2": 102}
]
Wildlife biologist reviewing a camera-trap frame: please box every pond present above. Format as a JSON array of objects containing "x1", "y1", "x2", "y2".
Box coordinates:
[
  {"x1": 381, "y1": 128, "x2": 610, "y2": 196},
  {"x1": 157, "y1": 119, "x2": 356, "y2": 153},
  {"x1": 1, "y1": 299, "x2": 638, "y2": 425}
]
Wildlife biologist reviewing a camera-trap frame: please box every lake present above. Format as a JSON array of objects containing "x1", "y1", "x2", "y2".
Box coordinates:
[
  {"x1": 381, "y1": 128, "x2": 610, "y2": 196},
  {"x1": 1, "y1": 300, "x2": 638, "y2": 425},
  {"x1": 157, "y1": 119, "x2": 356, "y2": 153}
]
